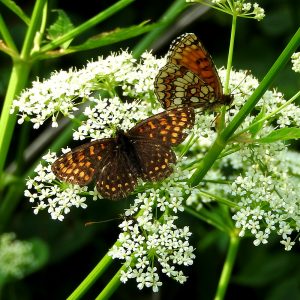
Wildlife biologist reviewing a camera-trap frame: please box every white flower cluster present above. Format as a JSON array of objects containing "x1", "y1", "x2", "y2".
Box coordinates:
[
  {"x1": 109, "y1": 168, "x2": 195, "y2": 292},
  {"x1": 231, "y1": 155, "x2": 300, "y2": 250},
  {"x1": 73, "y1": 96, "x2": 150, "y2": 141},
  {"x1": 186, "y1": 68, "x2": 300, "y2": 250},
  {"x1": 0, "y1": 233, "x2": 37, "y2": 279},
  {"x1": 291, "y1": 52, "x2": 300, "y2": 73},
  {"x1": 186, "y1": 0, "x2": 265, "y2": 20},
  {"x1": 218, "y1": 68, "x2": 300, "y2": 128},
  {"x1": 20, "y1": 46, "x2": 300, "y2": 293},
  {"x1": 23, "y1": 51, "x2": 166, "y2": 222},
  {"x1": 11, "y1": 51, "x2": 164, "y2": 128}
]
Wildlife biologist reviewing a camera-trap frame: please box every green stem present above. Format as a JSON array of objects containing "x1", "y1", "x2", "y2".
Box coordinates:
[
  {"x1": 0, "y1": 14, "x2": 18, "y2": 52},
  {"x1": 95, "y1": 264, "x2": 126, "y2": 300},
  {"x1": 0, "y1": 63, "x2": 30, "y2": 178},
  {"x1": 224, "y1": 14, "x2": 237, "y2": 94},
  {"x1": 231, "y1": 90, "x2": 300, "y2": 140},
  {"x1": 67, "y1": 252, "x2": 115, "y2": 300},
  {"x1": 132, "y1": 0, "x2": 187, "y2": 57},
  {"x1": 0, "y1": 0, "x2": 47, "y2": 179},
  {"x1": 37, "y1": 0, "x2": 134, "y2": 56},
  {"x1": 189, "y1": 26, "x2": 300, "y2": 187},
  {"x1": 214, "y1": 233, "x2": 239, "y2": 300},
  {"x1": 184, "y1": 205, "x2": 232, "y2": 233},
  {"x1": 20, "y1": 0, "x2": 47, "y2": 59},
  {"x1": 196, "y1": 190, "x2": 240, "y2": 209}
]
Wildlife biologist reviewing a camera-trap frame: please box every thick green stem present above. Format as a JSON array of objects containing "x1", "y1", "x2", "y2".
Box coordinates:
[
  {"x1": 95, "y1": 264, "x2": 126, "y2": 300},
  {"x1": 132, "y1": 0, "x2": 187, "y2": 57},
  {"x1": 0, "y1": 63, "x2": 30, "y2": 177},
  {"x1": 67, "y1": 252, "x2": 115, "y2": 300},
  {"x1": 214, "y1": 233, "x2": 240, "y2": 300},
  {"x1": 0, "y1": 0, "x2": 47, "y2": 179},
  {"x1": 189, "y1": 26, "x2": 300, "y2": 187},
  {"x1": 231, "y1": 90, "x2": 300, "y2": 140}
]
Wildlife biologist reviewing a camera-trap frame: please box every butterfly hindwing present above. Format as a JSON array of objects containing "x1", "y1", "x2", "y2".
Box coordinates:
[
  {"x1": 155, "y1": 63, "x2": 216, "y2": 109},
  {"x1": 132, "y1": 139, "x2": 176, "y2": 182},
  {"x1": 96, "y1": 145, "x2": 139, "y2": 200}
]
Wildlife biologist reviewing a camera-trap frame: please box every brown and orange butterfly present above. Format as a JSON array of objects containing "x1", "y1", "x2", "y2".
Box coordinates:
[
  {"x1": 155, "y1": 33, "x2": 232, "y2": 110},
  {"x1": 52, "y1": 107, "x2": 195, "y2": 200}
]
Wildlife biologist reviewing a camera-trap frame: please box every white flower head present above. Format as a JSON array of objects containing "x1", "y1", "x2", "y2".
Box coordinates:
[
  {"x1": 0, "y1": 233, "x2": 38, "y2": 279},
  {"x1": 108, "y1": 166, "x2": 195, "y2": 292},
  {"x1": 291, "y1": 52, "x2": 300, "y2": 73},
  {"x1": 11, "y1": 51, "x2": 161, "y2": 128},
  {"x1": 186, "y1": 68, "x2": 300, "y2": 251},
  {"x1": 187, "y1": 0, "x2": 265, "y2": 20}
]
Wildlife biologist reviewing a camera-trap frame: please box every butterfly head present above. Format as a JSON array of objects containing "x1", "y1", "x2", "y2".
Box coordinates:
[{"x1": 222, "y1": 94, "x2": 234, "y2": 107}]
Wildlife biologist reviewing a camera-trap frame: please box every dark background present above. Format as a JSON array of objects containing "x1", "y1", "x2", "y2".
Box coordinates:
[{"x1": 1, "y1": 0, "x2": 300, "y2": 299}]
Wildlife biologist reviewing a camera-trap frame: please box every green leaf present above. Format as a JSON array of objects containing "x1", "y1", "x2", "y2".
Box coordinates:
[
  {"x1": 234, "y1": 251, "x2": 295, "y2": 286},
  {"x1": 249, "y1": 106, "x2": 266, "y2": 136},
  {"x1": 256, "y1": 127, "x2": 300, "y2": 143},
  {"x1": 29, "y1": 238, "x2": 49, "y2": 272},
  {"x1": 0, "y1": 0, "x2": 30, "y2": 25},
  {"x1": 69, "y1": 21, "x2": 156, "y2": 52},
  {"x1": 47, "y1": 9, "x2": 74, "y2": 49}
]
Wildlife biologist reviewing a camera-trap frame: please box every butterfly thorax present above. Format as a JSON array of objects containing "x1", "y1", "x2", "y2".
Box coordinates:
[{"x1": 115, "y1": 128, "x2": 142, "y2": 173}]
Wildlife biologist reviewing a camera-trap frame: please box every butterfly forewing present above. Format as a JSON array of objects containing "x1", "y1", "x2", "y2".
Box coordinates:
[
  {"x1": 167, "y1": 33, "x2": 223, "y2": 97},
  {"x1": 51, "y1": 139, "x2": 114, "y2": 186},
  {"x1": 154, "y1": 33, "x2": 233, "y2": 110},
  {"x1": 155, "y1": 63, "x2": 216, "y2": 109},
  {"x1": 128, "y1": 107, "x2": 195, "y2": 146}
]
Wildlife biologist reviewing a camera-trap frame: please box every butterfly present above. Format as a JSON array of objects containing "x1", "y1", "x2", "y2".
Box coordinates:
[
  {"x1": 51, "y1": 107, "x2": 195, "y2": 200},
  {"x1": 154, "y1": 33, "x2": 233, "y2": 110}
]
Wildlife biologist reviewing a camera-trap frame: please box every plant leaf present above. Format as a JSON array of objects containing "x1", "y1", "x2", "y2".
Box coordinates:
[
  {"x1": 257, "y1": 127, "x2": 300, "y2": 143},
  {"x1": 69, "y1": 21, "x2": 156, "y2": 52},
  {"x1": 0, "y1": 0, "x2": 30, "y2": 25},
  {"x1": 47, "y1": 9, "x2": 74, "y2": 49}
]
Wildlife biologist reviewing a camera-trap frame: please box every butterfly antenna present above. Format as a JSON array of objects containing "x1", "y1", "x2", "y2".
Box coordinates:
[
  {"x1": 84, "y1": 213, "x2": 130, "y2": 227},
  {"x1": 84, "y1": 217, "x2": 121, "y2": 227},
  {"x1": 230, "y1": 69, "x2": 252, "y2": 96}
]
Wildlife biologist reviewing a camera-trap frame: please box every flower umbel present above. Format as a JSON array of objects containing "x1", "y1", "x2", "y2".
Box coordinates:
[
  {"x1": 186, "y1": 68, "x2": 300, "y2": 250},
  {"x1": 0, "y1": 233, "x2": 37, "y2": 279},
  {"x1": 109, "y1": 167, "x2": 195, "y2": 292},
  {"x1": 186, "y1": 0, "x2": 265, "y2": 21},
  {"x1": 20, "y1": 46, "x2": 300, "y2": 293},
  {"x1": 11, "y1": 51, "x2": 164, "y2": 129},
  {"x1": 291, "y1": 52, "x2": 300, "y2": 73}
]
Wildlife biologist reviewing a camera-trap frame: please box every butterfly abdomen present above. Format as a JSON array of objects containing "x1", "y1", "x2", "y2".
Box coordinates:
[{"x1": 116, "y1": 130, "x2": 143, "y2": 175}]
